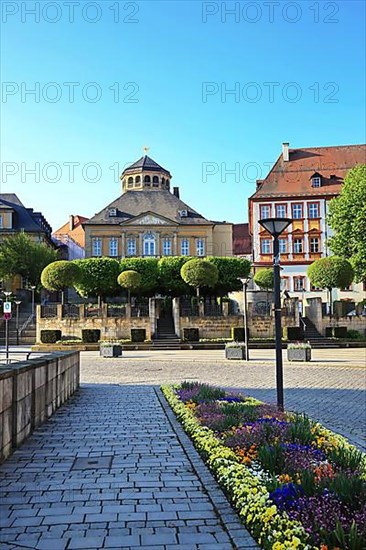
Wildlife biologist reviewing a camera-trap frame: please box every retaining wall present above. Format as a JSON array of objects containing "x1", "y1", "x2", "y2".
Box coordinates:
[{"x1": 0, "y1": 352, "x2": 80, "y2": 463}]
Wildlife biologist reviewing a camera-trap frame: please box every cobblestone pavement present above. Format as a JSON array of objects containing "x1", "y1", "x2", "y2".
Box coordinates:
[
  {"x1": 80, "y1": 350, "x2": 366, "y2": 451},
  {"x1": 0, "y1": 385, "x2": 258, "y2": 550}
]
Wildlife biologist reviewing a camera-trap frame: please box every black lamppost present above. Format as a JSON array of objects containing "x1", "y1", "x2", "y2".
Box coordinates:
[
  {"x1": 15, "y1": 300, "x2": 22, "y2": 345},
  {"x1": 239, "y1": 276, "x2": 251, "y2": 361},
  {"x1": 258, "y1": 217, "x2": 292, "y2": 410}
]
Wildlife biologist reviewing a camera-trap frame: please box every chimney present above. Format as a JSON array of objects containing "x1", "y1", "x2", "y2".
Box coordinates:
[
  {"x1": 282, "y1": 142, "x2": 290, "y2": 162},
  {"x1": 173, "y1": 187, "x2": 180, "y2": 198},
  {"x1": 69, "y1": 215, "x2": 74, "y2": 230}
]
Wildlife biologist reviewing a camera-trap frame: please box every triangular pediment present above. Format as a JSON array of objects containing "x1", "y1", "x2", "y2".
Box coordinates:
[{"x1": 120, "y1": 211, "x2": 176, "y2": 226}]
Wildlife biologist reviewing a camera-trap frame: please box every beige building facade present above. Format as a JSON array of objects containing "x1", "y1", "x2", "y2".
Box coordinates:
[{"x1": 84, "y1": 155, "x2": 232, "y2": 259}]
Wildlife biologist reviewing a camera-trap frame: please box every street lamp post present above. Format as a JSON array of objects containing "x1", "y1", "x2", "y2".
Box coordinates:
[
  {"x1": 240, "y1": 277, "x2": 251, "y2": 361},
  {"x1": 15, "y1": 300, "x2": 22, "y2": 346},
  {"x1": 30, "y1": 285, "x2": 36, "y2": 318},
  {"x1": 258, "y1": 217, "x2": 292, "y2": 410}
]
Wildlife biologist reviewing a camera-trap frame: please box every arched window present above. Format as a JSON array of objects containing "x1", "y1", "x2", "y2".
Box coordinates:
[
  {"x1": 162, "y1": 177, "x2": 165, "y2": 185},
  {"x1": 135, "y1": 175, "x2": 141, "y2": 184},
  {"x1": 127, "y1": 177, "x2": 133, "y2": 188},
  {"x1": 166, "y1": 179, "x2": 170, "y2": 187},
  {"x1": 153, "y1": 176, "x2": 159, "y2": 186},
  {"x1": 144, "y1": 175, "x2": 151, "y2": 183},
  {"x1": 143, "y1": 232, "x2": 156, "y2": 256}
]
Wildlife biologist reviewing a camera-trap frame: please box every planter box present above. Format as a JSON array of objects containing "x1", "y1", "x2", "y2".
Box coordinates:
[
  {"x1": 100, "y1": 345, "x2": 123, "y2": 358},
  {"x1": 225, "y1": 346, "x2": 247, "y2": 360},
  {"x1": 287, "y1": 348, "x2": 311, "y2": 362}
]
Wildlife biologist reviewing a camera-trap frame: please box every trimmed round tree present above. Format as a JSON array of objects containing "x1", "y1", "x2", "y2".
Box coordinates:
[
  {"x1": 41, "y1": 260, "x2": 81, "y2": 304},
  {"x1": 117, "y1": 270, "x2": 141, "y2": 303},
  {"x1": 157, "y1": 256, "x2": 192, "y2": 296},
  {"x1": 253, "y1": 268, "x2": 274, "y2": 290},
  {"x1": 73, "y1": 258, "x2": 121, "y2": 305},
  {"x1": 120, "y1": 258, "x2": 159, "y2": 296},
  {"x1": 206, "y1": 257, "x2": 252, "y2": 295},
  {"x1": 180, "y1": 259, "x2": 218, "y2": 297},
  {"x1": 307, "y1": 256, "x2": 354, "y2": 314}
]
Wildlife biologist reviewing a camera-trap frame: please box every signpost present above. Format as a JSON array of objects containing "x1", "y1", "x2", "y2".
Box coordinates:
[{"x1": 3, "y1": 301, "x2": 12, "y2": 362}]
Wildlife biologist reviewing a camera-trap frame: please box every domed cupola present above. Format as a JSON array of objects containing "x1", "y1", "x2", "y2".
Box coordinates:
[{"x1": 120, "y1": 154, "x2": 172, "y2": 193}]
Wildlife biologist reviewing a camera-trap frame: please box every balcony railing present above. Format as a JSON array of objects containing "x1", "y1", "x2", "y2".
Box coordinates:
[
  {"x1": 131, "y1": 303, "x2": 149, "y2": 317},
  {"x1": 107, "y1": 304, "x2": 127, "y2": 318},
  {"x1": 62, "y1": 304, "x2": 80, "y2": 318}
]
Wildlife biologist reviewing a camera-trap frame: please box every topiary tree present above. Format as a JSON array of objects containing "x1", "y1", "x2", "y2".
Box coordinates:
[
  {"x1": 157, "y1": 257, "x2": 192, "y2": 296},
  {"x1": 41, "y1": 260, "x2": 81, "y2": 304},
  {"x1": 117, "y1": 270, "x2": 141, "y2": 304},
  {"x1": 73, "y1": 258, "x2": 121, "y2": 305},
  {"x1": 253, "y1": 268, "x2": 274, "y2": 290},
  {"x1": 180, "y1": 259, "x2": 218, "y2": 298},
  {"x1": 206, "y1": 257, "x2": 252, "y2": 295},
  {"x1": 307, "y1": 256, "x2": 354, "y2": 315},
  {"x1": 120, "y1": 258, "x2": 159, "y2": 296}
]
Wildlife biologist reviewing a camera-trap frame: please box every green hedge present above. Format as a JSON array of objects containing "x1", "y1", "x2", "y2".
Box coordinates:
[
  {"x1": 40, "y1": 330, "x2": 62, "y2": 344},
  {"x1": 131, "y1": 329, "x2": 146, "y2": 342},
  {"x1": 231, "y1": 327, "x2": 249, "y2": 341},
  {"x1": 282, "y1": 326, "x2": 304, "y2": 340},
  {"x1": 326, "y1": 326, "x2": 348, "y2": 338},
  {"x1": 182, "y1": 328, "x2": 199, "y2": 342},
  {"x1": 82, "y1": 329, "x2": 101, "y2": 343}
]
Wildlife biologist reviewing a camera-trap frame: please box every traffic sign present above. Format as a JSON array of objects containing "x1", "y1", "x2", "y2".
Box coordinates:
[
  {"x1": 3, "y1": 302, "x2": 12, "y2": 313},
  {"x1": 3, "y1": 313, "x2": 12, "y2": 320}
]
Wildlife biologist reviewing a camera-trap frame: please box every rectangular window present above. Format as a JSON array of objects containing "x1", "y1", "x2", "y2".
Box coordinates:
[
  {"x1": 294, "y1": 277, "x2": 305, "y2": 291},
  {"x1": 92, "y1": 238, "x2": 102, "y2": 257},
  {"x1": 292, "y1": 204, "x2": 303, "y2": 219},
  {"x1": 127, "y1": 238, "x2": 136, "y2": 256},
  {"x1": 181, "y1": 238, "x2": 190, "y2": 256},
  {"x1": 310, "y1": 237, "x2": 319, "y2": 253},
  {"x1": 293, "y1": 238, "x2": 303, "y2": 253},
  {"x1": 308, "y1": 203, "x2": 319, "y2": 219},
  {"x1": 279, "y1": 238, "x2": 287, "y2": 254},
  {"x1": 280, "y1": 278, "x2": 289, "y2": 290},
  {"x1": 261, "y1": 239, "x2": 271, "y2": 254},
  {"x1": 196, "y1": 238, "x2": 205, "y2": 257},
  {"x1": 0, "y1": 215, "x2": 3, "y2": 228},
  {"x1": 276, "y1": 204, "x2": 286, "y2": 218},
  {"x1": 109, "y1": 237, "x2": 118, "y2": 257},
  {"x1": 162, "y1": 238, "x2": 172, "y2": 256},
  {"x1": 312, "y1": 177, "x2": 321, "y2": 187},
  {"x1": 260, "y1": 205, "x2": 271, "y2": 219}
]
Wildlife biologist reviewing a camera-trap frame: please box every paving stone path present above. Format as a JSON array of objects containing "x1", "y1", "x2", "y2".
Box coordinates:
[{"x1": 0, "y1": 384, "x2": 258, "y2": 550}]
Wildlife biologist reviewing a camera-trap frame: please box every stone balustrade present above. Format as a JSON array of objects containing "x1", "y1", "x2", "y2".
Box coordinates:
[{"x1": 0, "y1": 351, "x2": 80, "y2": 463}]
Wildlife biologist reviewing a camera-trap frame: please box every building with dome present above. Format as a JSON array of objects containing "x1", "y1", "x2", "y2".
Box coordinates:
[{"x1": 84, "y1": 154, "x2": 233, "y2": 258}]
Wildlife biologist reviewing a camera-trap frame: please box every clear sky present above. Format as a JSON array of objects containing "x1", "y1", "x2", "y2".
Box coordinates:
[{"x1": 1, "y1": 0, "x2": 365, "y2": 230}]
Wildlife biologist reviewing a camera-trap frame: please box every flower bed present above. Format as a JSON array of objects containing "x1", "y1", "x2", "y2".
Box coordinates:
[{"x1": 161, "y1": 383, "x2": 366, "y2": 550}]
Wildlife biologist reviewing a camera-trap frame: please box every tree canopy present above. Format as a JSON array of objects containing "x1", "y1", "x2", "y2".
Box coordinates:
[
  {"x1": 0, "y1": 233, "x2": 57, "y2": 286},
  {"x1": 253, "y1": 268, "x2": 274, "y2": 290},
  {"x1": 73, "y1": 258, "x2": 121, "y2": 301},
  {"x1": 117, "y1": 270, "x2": 141, "y2": 292},
  {"x1": 307, "y1": 256, "x2": 354, "y2": 291},
  {"x1": 157, "y1": 257, "x2": 192, "y2": 296},
  {"x1": 180, "y1": 259, "x2": 218, "y2": 296},
  {"x1": 327, "y1": 164, "x2": 366, "y2": 283},
  {"x1": 120, "y1": 258, "x2": 159, "y2": 295},
  {"x1": 41, "y1": 261, "x2": 81, "y2": 292},
  {"x1": 206, "y1": 257, "x2": 251, "y2": 295}
]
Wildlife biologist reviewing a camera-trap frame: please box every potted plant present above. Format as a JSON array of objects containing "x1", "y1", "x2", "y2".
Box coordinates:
[
  {"x1": 99, "y1": 340, "x2": 123, "y2": 358},
  {"x1": 287, "y1": 342, "x2": 311, "y2": 362},
  {"x1": 225, "y1": 341, "x2": 246, "y2": 360}
]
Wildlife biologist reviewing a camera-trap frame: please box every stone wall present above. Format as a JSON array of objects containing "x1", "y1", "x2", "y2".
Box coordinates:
[
  {"x1": 0, "y1": 352, "x2": 79, "y2": 463},
  {"x1": 306, "y1": 298, "x2": 366, "y2": 336}
]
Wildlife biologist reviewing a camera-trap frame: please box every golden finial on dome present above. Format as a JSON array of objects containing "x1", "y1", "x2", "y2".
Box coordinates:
[{"x1": 143, "y1": 146, "x2": 150, "y2": 154}]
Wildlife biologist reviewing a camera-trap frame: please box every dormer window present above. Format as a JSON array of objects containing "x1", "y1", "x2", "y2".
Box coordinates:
[
  {"x1": 310, "y1": 173, "x2": 322, "y2": 188},
  {"x1": 108, "y1": 208, "x2": 117, "y2": 217}
]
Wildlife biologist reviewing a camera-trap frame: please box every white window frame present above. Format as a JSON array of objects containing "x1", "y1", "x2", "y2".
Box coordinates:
[
  {"x1": 279, "y1": 238, "x2": 287, "y2": 254},
  {"x1": 293, "y1": 238, "x2": 303, "y2": 254},
  {"x1": 181, "y1": 238, "x2": 190, "y2": 256},
  {"x1": 127, "y1": 238, "x2": 136, "y2": 256},
  {"x1": 308, "y1": 203, "x2": 319, "y2": 219},
  {"x1": 312, "y1": 177, "x2": 321, "y2": 188},
  {"x1": 292, "y1": 204, "x2": 303, "y2": 219},
  {"x1": 92, "y1": 237, "x2": 102, "y2": 257},
  {"x1": 310, "y1": 237, "x2": 320, "y2": 253},
  {"x1": 261, "y1": 239, "x2": 271, "y2": 254},
  {"x1": 162, "y1": 238, "x2": 172, "y2": 256},
  {"x1": 294, "y1": 277, "x2": 305, "y2": 291},
  {"x1": 0, "y1": 215, "x2": 3, "y2": 228},
  {"x1": 196, "y1": 238, "x2": 205, "y2": 257},
  {"x1": 276, "y1": 204, "x2": 286, "y2": 218},
  {"x1": 260, "y1": 205, "x2": 271, "y2": 219},
  {"x1": 143, "y1": 232, "x2": 156, "y2": 256},
  {"x1": 109, "y1": 237, "x2": 118, "y2": 257}
]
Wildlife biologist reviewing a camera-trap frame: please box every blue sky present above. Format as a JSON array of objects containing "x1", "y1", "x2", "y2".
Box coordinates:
[{"x1": 1, "y1": 0, "x2": 365, "y2": 230}]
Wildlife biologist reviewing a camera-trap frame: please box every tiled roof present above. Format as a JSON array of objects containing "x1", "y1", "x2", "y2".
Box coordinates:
[
  {"x1": 53, "y1": 215, "x2": 88, "y2": 247},
  {"x1": 251, "y1": 145, "x2": 366, "y2": 199},
  {"x1": 85, "y1": 190, "x2": 211, "y2": 226},
  {"x1": 122, "y1": 155, "x2": 171, "y2": 177},
  {"x1": 233, "y1": 223, "x2": 252, "y2": 255},
  {"x1": 0, "y1": 194, "x2": 52, "y2": 233}
]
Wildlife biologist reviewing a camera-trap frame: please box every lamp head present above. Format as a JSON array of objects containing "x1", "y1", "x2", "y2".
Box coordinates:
[{"x1": 258, "y1": 217, "x2": 293, "y2": 237}]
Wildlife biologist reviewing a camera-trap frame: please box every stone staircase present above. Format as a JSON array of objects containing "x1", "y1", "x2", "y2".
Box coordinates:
[
  {"x1": 302, "y1": 316, "x2": 323, "y2": 340},
  {"x1": 152, "y1": 316, "x2": 180, "y2": 349},
  {"x1": 0, "y1": 305, "x2": 36, "y2": 346}
]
